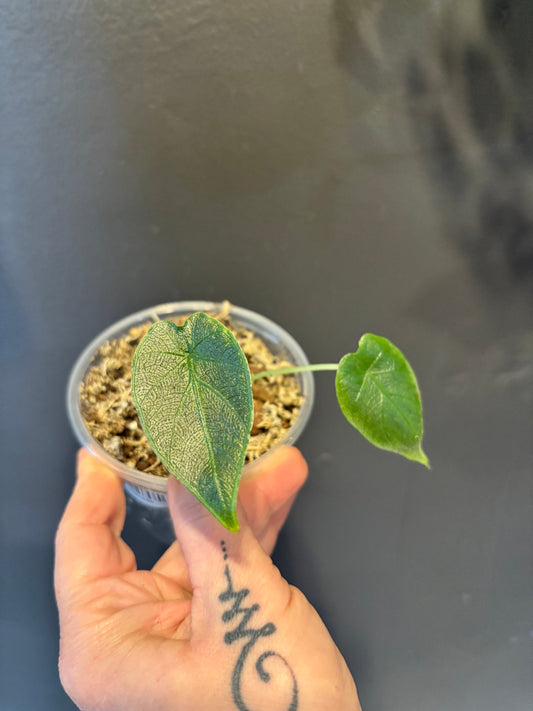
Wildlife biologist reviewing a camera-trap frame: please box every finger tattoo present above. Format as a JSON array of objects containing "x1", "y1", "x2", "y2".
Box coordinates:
[{"x1": 219, "y1": 541, "x2": 298, "y2": 711}]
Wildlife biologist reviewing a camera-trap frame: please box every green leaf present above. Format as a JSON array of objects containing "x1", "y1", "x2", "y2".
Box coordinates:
[
  {"x1": 131, "y1": 313, "x2": 254, "y2": 531},
  {"x1": 335, "y1": 334, "x2": 429, "y2": 467}
]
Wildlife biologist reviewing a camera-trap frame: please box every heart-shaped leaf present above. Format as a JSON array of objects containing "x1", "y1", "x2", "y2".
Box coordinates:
[
  {"x1": 131, "y1": 313, "x2": 253, "y2": 531},
  {"x1": 335, "y1": 334, "x2": 429, "y2": 467}
]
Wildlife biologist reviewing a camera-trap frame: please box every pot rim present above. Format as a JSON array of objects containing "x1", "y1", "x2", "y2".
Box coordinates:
[{"x1": 66, "y1": 300, "x2": 315, "y2": 493}]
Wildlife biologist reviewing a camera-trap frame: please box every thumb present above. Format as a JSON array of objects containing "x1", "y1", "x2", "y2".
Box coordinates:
[
  {"x1": 167, "y1": 475, "x2": 280, "y2": 591},
  {"x1": 167, "y1": 469, "x2": 294, "y2": 637},
  {"x1": 167, "y1": 446, "x2": 307, "y2": 592}
]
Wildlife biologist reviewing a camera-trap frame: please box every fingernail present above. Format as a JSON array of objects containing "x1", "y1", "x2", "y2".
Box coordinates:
[{"x1": 245, "y1": 445, "x2": 290, "y2": 478}]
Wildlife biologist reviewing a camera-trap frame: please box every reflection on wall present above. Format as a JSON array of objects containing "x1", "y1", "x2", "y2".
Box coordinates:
[
  {"x1": 406, "y1": 0, "x2": 533, "y2": 293},
  {"x1": 333, "y1": 0, "x2": 533, "y2": 293},
  {"x1": 333, "y1": 0, "x2": 435, "y2": 92}
]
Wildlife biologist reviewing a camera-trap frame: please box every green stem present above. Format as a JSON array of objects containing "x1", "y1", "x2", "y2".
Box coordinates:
[{"x1": 251, "y1": 363, "x2": 339, "y2": 382}]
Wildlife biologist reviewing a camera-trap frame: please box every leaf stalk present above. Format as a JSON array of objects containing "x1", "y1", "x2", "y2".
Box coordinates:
[{"x1": 251, "y1": 363, "x2": 339, "y2": 381}]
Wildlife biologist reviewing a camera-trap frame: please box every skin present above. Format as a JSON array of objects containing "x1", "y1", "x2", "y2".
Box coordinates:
[{"x1": 55, "y1": 447, "x2": 362, "y2": 711}]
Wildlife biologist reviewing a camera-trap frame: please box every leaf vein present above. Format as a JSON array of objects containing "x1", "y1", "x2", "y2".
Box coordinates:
[
  {"x1": 187, "y1": 332, "x2": 213, "y2": 354},
  {"x1": 166, "y1": 370, "x2": 193, "y2": 462},
  {"x1": 355, "y1": 353, "x2": 418, "y2": 437},
  {"x1": 354, "y1": 353, "x2": 383, "y2": 403},
  {"x1": 190, "y1": 355, "x2": 243, "y2": 369},
  {"x1": 193, "y1": 376, "x2": 249, "y2": 430},
  {"x1": 374, "y1": 381, "x2": 418, "y2": 435},
  {"x1": 190, "y1": 363, "x2": 224, "y2": 504},
  {"x1": 136, "y1": 356, "x2": 188, "y2": 407}
]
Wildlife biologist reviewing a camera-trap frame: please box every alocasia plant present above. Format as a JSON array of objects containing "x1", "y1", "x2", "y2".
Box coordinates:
[{"x1": 131, "y1": 312, "x2": 429, "y2": 532}]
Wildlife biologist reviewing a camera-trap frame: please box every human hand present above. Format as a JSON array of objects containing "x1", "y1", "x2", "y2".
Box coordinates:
[{"x1": 55, "y1": 448, "x2": 361, "y2": 711}]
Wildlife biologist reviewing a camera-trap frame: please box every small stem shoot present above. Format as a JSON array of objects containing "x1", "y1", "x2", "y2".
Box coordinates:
[{"x1": 251, "y1": 363, "x2": 339, "y2": 382}]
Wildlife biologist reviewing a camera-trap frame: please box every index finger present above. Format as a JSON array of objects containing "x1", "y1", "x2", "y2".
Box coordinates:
[{"x1": 54, "y1": 450, "x2": 136, "y2": 601}]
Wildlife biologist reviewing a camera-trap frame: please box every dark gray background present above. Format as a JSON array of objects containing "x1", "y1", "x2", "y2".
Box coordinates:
[{"x1": 2, "y1": 1, "x2": 532, "y2": 710}]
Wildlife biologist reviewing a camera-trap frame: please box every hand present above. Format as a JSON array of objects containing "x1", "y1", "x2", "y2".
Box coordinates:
[{"x1": 55, "y1": 448, "x2": 361, "y2": 711}]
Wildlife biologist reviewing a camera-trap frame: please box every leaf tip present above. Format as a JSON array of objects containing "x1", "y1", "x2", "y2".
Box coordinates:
[
  {"x1": 224, "y1": 516, "x2": 240, "y2": 533},
  {"x1": 415, "y1": 448, "x2": 431, "y2": 469}
]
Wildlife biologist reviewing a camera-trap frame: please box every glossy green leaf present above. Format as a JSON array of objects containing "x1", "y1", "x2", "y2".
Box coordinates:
[
  {"x1": 335, "y1": 334, "x2": 429, "y2": 467},
  {"x1": 131, "y1": 313, "x2": 254, "y2": 531}
]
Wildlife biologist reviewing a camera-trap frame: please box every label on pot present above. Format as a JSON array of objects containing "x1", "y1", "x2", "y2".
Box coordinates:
[{"x1": 124, "y1": 482, "x2": 168, "y2": 508}]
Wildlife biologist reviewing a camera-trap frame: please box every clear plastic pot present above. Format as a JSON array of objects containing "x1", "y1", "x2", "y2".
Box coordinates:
[{"x1": 66, "y1": 301, "x2": 315, "y2": 543}]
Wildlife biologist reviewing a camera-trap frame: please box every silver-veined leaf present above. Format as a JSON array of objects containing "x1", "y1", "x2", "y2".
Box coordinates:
[{"x1": 131, "y1": 313, "x2": 253, "y2": 531}]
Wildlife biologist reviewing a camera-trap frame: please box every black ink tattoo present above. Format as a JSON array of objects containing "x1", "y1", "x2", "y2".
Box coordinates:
[{"x1": 219, "y1": 540, "x2": 298, "y2": 711}]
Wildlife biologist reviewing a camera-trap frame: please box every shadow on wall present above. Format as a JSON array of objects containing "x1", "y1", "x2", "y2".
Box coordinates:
[
  {"x1": 332, "y1": 0, "x2": 532, "y2": 295},
  {"x1": 406, "y1": 0, "x2": 533, "y2": 295},
  {"x1": 333, "y1": 0, "x2": 435, "y2": 93}
]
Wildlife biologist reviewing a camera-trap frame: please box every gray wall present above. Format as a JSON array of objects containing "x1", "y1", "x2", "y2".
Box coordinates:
[{"x1": 2, "y1": 2, "x2": 532, "y2": 710}]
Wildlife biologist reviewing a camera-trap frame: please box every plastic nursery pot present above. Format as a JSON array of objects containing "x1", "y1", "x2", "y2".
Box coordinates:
[{"x1": 66, "y1": 301, "x2": 315, "y2": 543}]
